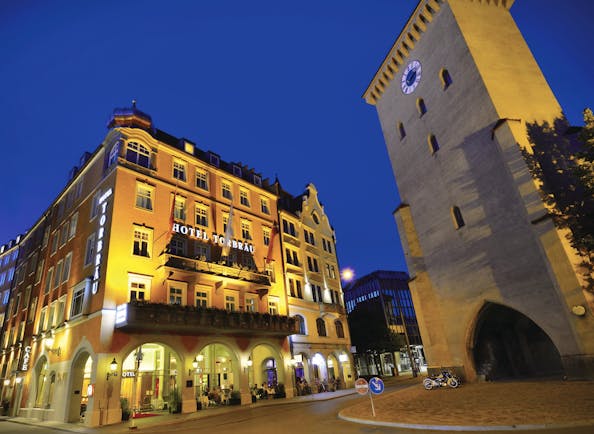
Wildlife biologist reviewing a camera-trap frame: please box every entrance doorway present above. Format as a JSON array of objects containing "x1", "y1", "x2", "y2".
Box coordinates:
[{"x1": 472, "y1": 303, "x2": 564, "y2": 380}]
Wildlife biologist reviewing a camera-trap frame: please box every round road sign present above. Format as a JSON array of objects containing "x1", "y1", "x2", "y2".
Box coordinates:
[
  {"x1": 369, "y1": 376, "x2": 384, "y2": 395},
  {"x1": 355, "y1": 377, "x2": 369, "y2": 395}
]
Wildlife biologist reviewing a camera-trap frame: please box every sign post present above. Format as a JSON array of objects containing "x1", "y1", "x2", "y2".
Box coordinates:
[
  {"x1": 368, "y1": 377, "x2": 384, "y2": 417},
  {"x1": 355, "y1": 377, "x2": 376, "y2": 417}
]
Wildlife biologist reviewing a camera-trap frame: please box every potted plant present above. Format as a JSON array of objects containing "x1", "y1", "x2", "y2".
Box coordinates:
[
  {"x1": 229, "y1": 390, "x2": 241, "y2": 405},
  {"x1": 120, "y1": 398, "x2": 131, "y2": 421},
  {"x1": 168, "y1": 389, "x2": 182, "y2": 413}
]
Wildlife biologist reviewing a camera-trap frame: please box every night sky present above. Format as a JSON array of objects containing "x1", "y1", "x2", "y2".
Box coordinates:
[{"x1": 1, "y1": 0, "x2": 592, "y2": 280}]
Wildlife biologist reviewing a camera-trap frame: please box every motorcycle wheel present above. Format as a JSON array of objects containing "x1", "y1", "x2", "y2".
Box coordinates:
[
  {"x1": 447, "y1": 377, "x2": 459, "y2": 388},
  {"x1": 423, "y1": 379, "x2": 433, "y2": 390}
]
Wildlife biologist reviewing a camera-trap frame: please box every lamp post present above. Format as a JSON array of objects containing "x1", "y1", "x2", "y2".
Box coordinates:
[{"x1": 130, "y1": 347, "x2": 143, "y2": 429}]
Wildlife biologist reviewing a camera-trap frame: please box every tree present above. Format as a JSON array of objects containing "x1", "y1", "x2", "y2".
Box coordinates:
[{"x1": 524, "y1": 109, "x2": 594, "y2": 292}]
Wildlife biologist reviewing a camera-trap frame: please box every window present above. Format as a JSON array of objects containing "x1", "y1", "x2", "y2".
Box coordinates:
[
  {"x1": 288, "y1": 278, "x2": 303, "y2": 299},
  {"x1": 38, "y1": 307, "x2": 47, "y2": 333},
  {"x1": 245, "y1": 295, "x2": 257, "y2": 312},
  {"x1": 196, "y1": 168, "x2": 209, "y2": 190},
  {"x1": 325, "y1": 264, "x2": 337, "y2": 279},
  {"x1": 195, "y1": 286, "x2": 210, "y2": 307},
  {"x1": 129, "y1": 274, "x2": 151, "y2": 302},
  {"x1": 108, "y1": 141, "x2": 120, "y2": 167},
  {"x1": 90, "y1": 191, "x2": 101, "y2": 220},
  {"x1": 263, "y1": 227, "x2": 271, "y2": 246},
  {"x1": 312, "y1": 284, "x2": 322, "y2": 303},
  {"x1": 59, "y1": 224, "x2": 69, "y2": 247},
  {"x1": 133, "y1": 226, "x2": 152, "y2": 257},
  {"x1": 260, "y1": 197, "x2": 270, "y2": 214},
  {"x1": 49, "y1": 231, "x2": 58, "y2": 255},
  {"x1": 44, "y1": 267, "x2": 54, "y2": 294},
  {"x1": 335, "y1": 320, "x2": 345, "y2": 338},
  {"x1": 7, "y1": 268, "x2": 14, "y2": 282},
  {"x1": 28, "y1": 297, "x2": 37, "y2": 322},
  {"x1": 169, "y1": 237, "x2": 186, "y2": 256},
  {"x1": 136, "y1": 184, "x2": 153, "y2": 210},
  {"x1": 209, "y1": 153, "x2": 220, "y2": 167},
  {"x1": 2, "y1": 291, "x2": 8, "y2": 305},
  {"x1": 225, "y1": 293, "x2": 237, "y2": 311},
  {"x1": 53, "y1": 260, "x2": 63, "y2": 288},
  {"x1": 62, "y1": 252, "x2": 72, "y2": 283},
  {"x1": 307, "y1": 256, "x2": 319, "y2": 273},
  {"x1": 168, "y1": 282, "x2": 185, "y2": 305},
  {"x1": 195, "y1": 243, "x2": 211, "y2": 261},
  {"x1": 312, "y1": 212, "x2": 320, "y2": 225},
  {"x1": 173, "y1": 160, "x2": 187, "y2": 182},
  {"x1": 440, "y1": 68, "x2": 453, "y2": 89},
  {"x1": 57, "y1": 295, "x2": 66, "y2": 325},
  {"x1": 222, "y1": 182, "x2": 232, "y2": 200},
  {"x1": 233, "y1": 165, "x2": 242, "y2": 177},
  {"x1": 253, "y1": 174, "x2": 261, "y2": 186},
  {"x1": 239, "y1": 189, "x2": 250, "y2": 207},
  {"x1": 68, "y1": 212, "x2": 78, "y2": 239},
  {"x1": 285, "y1": 248, "x2": 299, "y2": 266},
  {"x1": 428, "y1": 134, "x2": 440, "y2": 154},
  {"x1": 241, "y1": 220, "x2": 252, "y2": 240},
  {"x1": 195, "y1": 204, "x2": 209, "y2": 227},
  {"x1": 295, "y1": 315, "x2": 306, "y2": 334},
  {"x1": 48, "y1": 302, "x2": 56, "y2": 329},
  {"x1": 174, "y1": 196, "x2": 186, "y2": 221},
  {"x1": 282, "y1": 220, "x2": 296, "y2": 237},
  {"x1": 125, "y1": 141, "x2": 151, "y2": 168},
  {"x1": 70, "y1": 285, "x2": 85, "y2": 317},
  {"x1": 42, "y1": 227, "x2": 50, "y2": 248},
  {"x1": 417, "y1": 98, "x2": 427, "y2": 116},
  {"x1": 304, "y1": 230, "x2": 315, "y2": 245},
  {"x1": 451, "y1": 206, "x2": 465, "y2": 229},
  {"x1": 84, "y1": 233, "x2": 96, "y2": 267},
  {"x1": 268, "y1": 299, "x2": 278, "y2": 315},
  {"x1": 398, "y1": 121, "x2": 406, "y2": 140},
  {"x1": 0, "y1": 273, "x2": 4, "y2": 286},
  {"x1": 316, "y1": 318, "x2": 327, "y2": 337}
]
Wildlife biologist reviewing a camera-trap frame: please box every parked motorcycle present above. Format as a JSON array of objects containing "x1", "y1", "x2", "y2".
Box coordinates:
[{"x1": 423, "y1": 370, "x2": 460, "y2": 390}]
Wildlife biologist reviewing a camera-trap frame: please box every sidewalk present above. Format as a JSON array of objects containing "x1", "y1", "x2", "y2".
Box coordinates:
[
  {"x1": 339, "y1": 375, "x2": 594, "y2": 431},
  {"x1": 3, "y1": 387, "x2": 356, "y2": 433}
]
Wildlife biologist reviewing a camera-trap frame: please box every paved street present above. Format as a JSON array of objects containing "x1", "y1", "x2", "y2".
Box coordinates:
[{"x1": 3, "y1": 376, "x2": 594, "y2": 434}]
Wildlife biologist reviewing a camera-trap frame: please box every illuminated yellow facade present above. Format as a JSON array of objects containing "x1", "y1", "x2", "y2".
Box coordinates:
[{"x1": 0, "y1": 106, "x2": 352, "y2": 426}]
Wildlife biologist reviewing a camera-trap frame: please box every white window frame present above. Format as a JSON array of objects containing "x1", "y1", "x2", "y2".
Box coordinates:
[
  {"x1": 136, "y1": 183, "x2": 154, "y2": 211},
  {"x1": 128, "y1": 273, "x2": 152, "y2": 302}
]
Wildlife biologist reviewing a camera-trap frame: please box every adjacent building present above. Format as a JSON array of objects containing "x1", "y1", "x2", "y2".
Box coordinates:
[
  {"x1": 0, "y1": 105, "x2": 353, "y2": 426},
  {"x1": 344, "y1": 270, "x2": 423, "y2": 376},
  {"x1": 364, "y1": 0, "x2": 594, "y2": 380}
]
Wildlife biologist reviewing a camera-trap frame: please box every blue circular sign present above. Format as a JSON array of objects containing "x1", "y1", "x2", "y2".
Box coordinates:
[{"x1": 369, "y1": 377, "x2": 384, "y2": 395}]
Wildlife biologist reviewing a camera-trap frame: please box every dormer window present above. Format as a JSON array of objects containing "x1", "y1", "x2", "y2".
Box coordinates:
[
  {"x1": 253, "y1": 174, "x2": 262, "y2": 186},
  {"x1": 233, "y1": 165, "x2": 242, "y2": 178},
  {"x1": 125, "y1": 141, "x2": 151, "y2": 168},
  {"x1": 209, "y1": 152, "x2": 220, "y2": 167}
]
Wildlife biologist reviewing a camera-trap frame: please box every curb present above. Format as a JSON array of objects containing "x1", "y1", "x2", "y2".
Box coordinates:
[{"x1": 337, "y1": 412, "x2": 594, "y2": 431}]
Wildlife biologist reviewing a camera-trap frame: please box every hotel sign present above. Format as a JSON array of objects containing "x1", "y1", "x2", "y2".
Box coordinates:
[
  {"x1": 171, "y1": 223, "x2": 255, "y2": 253},
  {"x1": 92, "y1": 188, "x2": 113, "y2": 295}
]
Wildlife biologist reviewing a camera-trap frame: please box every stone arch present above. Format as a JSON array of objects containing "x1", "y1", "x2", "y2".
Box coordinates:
[
  {"x1": 66, "y1": 349, "x2": 93, "y2": 422},
  {"x1": 249, "y1": 343, "x2": 284, "y2": 388},
  {"x1": 471, "y1": 302, "x2": 564, "y2": 380}
]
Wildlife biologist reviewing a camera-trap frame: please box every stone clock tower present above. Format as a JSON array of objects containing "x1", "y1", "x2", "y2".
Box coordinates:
[{"x1": 364, "y1": 0, "x2": 594, "y2": 380}]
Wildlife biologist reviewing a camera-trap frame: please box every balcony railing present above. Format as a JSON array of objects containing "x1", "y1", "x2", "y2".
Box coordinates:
[
  {"x1": 115, "y1": 301, "x2": 298, "y2": 336},
  {"x1": 162, "y1": 253, "x2": 270, "y2": 285},
  {"x1": 319, "y1": 302, "x2": 346, "y2": 315}
]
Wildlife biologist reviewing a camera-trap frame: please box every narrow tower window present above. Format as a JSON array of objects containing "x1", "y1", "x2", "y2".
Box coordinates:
[
  {"x1": 451, "y1": 206, "x2": 465, "y2": 229},
  {"x1": 417, "y1": 98, "x2": 427, "y2": 116},
  {"x1": 428, "y1": 134, "x2": 440, "y2": 153},
  {"x1": 398, "y1": 121, "x2": 406, "y2": 140},
  {"x1": 441, "y1": 68, "x2": 453, "y2": 89}
]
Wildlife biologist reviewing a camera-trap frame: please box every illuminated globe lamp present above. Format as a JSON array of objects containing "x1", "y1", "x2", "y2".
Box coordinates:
[{"x1": 340, "y1": 268, "x2": 355, "y2": 283}]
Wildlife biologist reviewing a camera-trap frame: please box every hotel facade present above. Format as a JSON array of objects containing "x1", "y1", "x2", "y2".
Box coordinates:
[
  {"x1": 0, "y1": 106, "x2": 353, "y2": 426},
  {"x1": 364, "y1": 0, "x2": 594, "y2": 381}
]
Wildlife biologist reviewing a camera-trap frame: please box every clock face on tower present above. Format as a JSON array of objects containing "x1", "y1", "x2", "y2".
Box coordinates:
[{"x1": 401, "y1": 60, "x2": 422, "y2": 94}]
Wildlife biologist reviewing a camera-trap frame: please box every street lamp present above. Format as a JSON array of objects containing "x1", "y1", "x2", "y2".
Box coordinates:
[{"x1": 106, "y1": 358, "x2": 118, "y2": 380}]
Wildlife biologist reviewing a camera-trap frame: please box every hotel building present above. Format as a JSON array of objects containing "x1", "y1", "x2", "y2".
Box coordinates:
[
  {"x1": 364, "y1": 0, "x2": 594, "y2": 380},
  {"x1": 0, "y1": 105, "x2": 353, "y2": 426}
]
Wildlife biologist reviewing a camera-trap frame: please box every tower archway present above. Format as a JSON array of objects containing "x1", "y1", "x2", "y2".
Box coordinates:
[{"x1": 472, "y1": 303, "x2": 564, "y2": 380}]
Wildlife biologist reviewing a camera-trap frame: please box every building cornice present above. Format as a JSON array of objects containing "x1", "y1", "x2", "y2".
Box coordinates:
[{"x1": 362, "y1": 0, "x2": 514, "y2": 105}]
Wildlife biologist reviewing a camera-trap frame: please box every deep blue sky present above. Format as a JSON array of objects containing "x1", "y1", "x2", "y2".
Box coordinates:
[{"x1": 0, "y1": 1, "x2": 592, "y2": 280}]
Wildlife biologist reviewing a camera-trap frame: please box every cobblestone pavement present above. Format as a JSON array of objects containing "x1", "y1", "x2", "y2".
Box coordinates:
[{"x1": 339, "y1": 376, "x2": 594, "y2": 429}]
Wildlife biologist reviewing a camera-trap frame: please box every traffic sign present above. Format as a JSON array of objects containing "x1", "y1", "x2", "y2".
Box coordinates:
[
  {"x1": 354, "y1": 377, "x2": 369, "y2": 395},
  {"x1": 369, "y1": 377, "x2": 384, "y2": 395}
]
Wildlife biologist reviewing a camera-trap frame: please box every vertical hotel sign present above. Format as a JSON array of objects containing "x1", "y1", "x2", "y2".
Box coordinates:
[{"x1": 92, "y1": 188, "x2": 113, "y2": 295}]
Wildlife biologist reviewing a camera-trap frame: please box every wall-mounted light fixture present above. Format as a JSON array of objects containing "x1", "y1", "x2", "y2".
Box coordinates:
[
  {"x1": 45, "y1": 336, "x2": 61, "y2": 356},
  {"x1": 106, "y1": 358, "x2": 118, "y2": 380}
]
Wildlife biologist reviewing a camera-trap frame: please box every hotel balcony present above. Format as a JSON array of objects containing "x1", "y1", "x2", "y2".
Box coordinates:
[
  {"x1": 319, "y1": 302, "x2": 346, "y2": 316},
  {"x1": 161, "y1": 253, "x2": 271, "y2": 286},
  {"x1": 115, "y1": 301, "x2": 298, "y2": 336}
]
